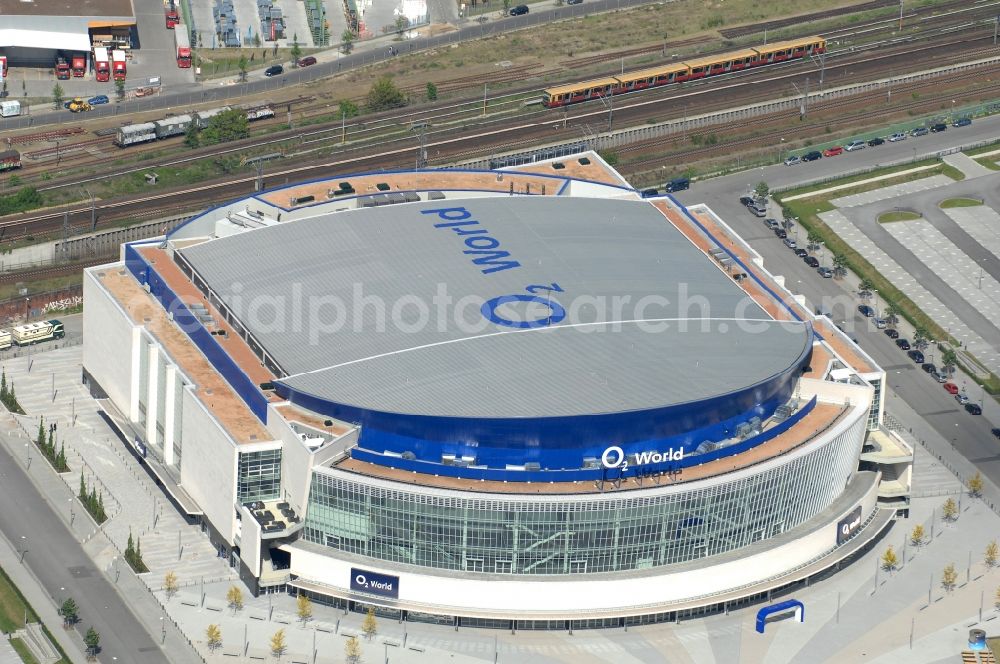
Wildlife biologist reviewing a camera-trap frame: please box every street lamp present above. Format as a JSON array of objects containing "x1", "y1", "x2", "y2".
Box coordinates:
[{"x1": 18, "y1": 536, "x2": 26, "y2": 564}]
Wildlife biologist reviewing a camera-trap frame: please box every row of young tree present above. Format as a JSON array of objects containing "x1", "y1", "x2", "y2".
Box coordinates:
[
  {"x1": 78, "y1": 472, "x2": 107, "y2": 524},
  {"x1": 57, "y1": 598, "x2": 102, "y2": 661},
  {"x1": 0, "y1": 369, "x2": 24, "y2": 414},
  {"x1": 124, "y1": 531, "x2": 148, "y2": 573},
  {"x1": 35, "y1": 416, "x2": 69, "y2": 473}
]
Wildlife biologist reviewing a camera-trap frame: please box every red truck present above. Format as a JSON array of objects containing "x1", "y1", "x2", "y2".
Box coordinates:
[
  {"x1": 94, "y1": 47, "x2": 110, "y2": 82},
  {"x1": 112, "y1": 49, "x2": 126, "y2": 81},
  {"x1": 175, "y1": 27, "x2": 191, "y2": 68},
  {"x1": 55, "y1": 56, "x2": 70, "y2": 80},
  {"x1": 72, "y1": 54, "x2": 86, "y2": 77},
  {"x1": 165, "y1": 0, "x2": 179, "y2": 28},
  {"x1": 0, "y1": 55, "x2": 7, "y2": 80}
]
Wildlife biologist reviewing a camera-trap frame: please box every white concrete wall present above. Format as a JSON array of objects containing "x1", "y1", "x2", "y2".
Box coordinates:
[
  {"x1": 179, "y1": 389, "x2": 239, "y2": 545},
  {"x1": 82, "y1": 268, "x2": 136, "y2": 413},
  {"x1": 289, "y1": 475, "x2": 881, "y2": 616}
]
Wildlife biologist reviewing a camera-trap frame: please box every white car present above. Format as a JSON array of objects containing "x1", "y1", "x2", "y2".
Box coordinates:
[
  {"x1": 888, "y1": 132, "x2": 907, "y2": 142},
  {"x1": 844, "y1": 140, "x2": 866, "y2": 151},
  {"x1": 784, "y1": 155, "x2": 801, "y2": 166}
]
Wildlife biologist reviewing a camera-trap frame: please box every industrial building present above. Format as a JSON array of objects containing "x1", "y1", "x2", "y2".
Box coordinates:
[
  {"x1": 0, "y1": 0, "x2": 135, "y2": 68},
  {"x1": 81, "y1": 153, "x2": 911, "y2": 626}
]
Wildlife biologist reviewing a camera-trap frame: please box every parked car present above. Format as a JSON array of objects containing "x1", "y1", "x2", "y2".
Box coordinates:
[
  {"x1": 664, "y1": 177, "x2": 690, "y2": 193},
  {"x1": 739, "y1": 195, "x2": 754, "y2": 206},
  {"x1": 783, "y1": 238, "x2": 797, "y2": 249},
  {"x1": 966, "y1": 403, "x2": 982, "y2": 415},
  {"x1": 297, "y1": 56, "x2": 317, "y2": 67},
  {"x1": 921, "y1": 363, "x2": 937, "y2": 374},
  {"x1": 874, "y1": 318, "x2": 887, "y2": 329},
  {"x1": 929, "y1": 123, "x2": 947, "y2": 133},
  {"x1": 774, "y1": 228, "x2": 787, "y2": 239},
  {"x1": 818, "y1": 267, "x2": 833, "y2": 278},
  {"x1": 794, "y1": 248, "x2": 809, "y2": 258},
  {"x1": 509, "y1": 4, "x2": 529, "y2": 14},
  {"x1": 910, "y1": 126, "x2": 928, "y2": 136},
  {"x1": 895, "y1": 338, "x2": 911, "y2": 350},
  {"x1": 907, "y1": 350, "x2": 925, "y2": 363},
  {"x1": 933, "y1": 371, "x2": 948, "y2": 383},
  {"x1": 888, "y1": 132, "x2": 907, "y2": 142},
  {"x1": 991, "y1": 427, "x2": 1000, "y2": 438},
  {"x1": 867, "y1": 137, "x2": 885, "y2": 147},
  {"x1": 802, "y1": 151, "x2": 823, "y2": 162},
  {"x1": 884, "y1": 328, "x2": 899, "y2": 339},
  {"x1": 88, "y1": 95, "x2": 109, "y2": 105},
  {"x1": 765, "y1": 218, "x2": 781, "y2": 230},
  {"x1": 567, "y1": 0, "x2": 583, "y2": 4},
  {"x1": 804, "y1": 256, "x2": 820, "y2": 268},
  {"x1": 956, "y1": 392, "x2": 970, "y2": 405},
  {"x1": 640, "y1": 188, "x2": 659, "y2": 198},
  {"x1": 943, "y1": 382, "x2": 959, "y2": 394},
  {"x1": 264, "y1": 64, "x2": 284, "y2": 77},
  {"x1": 784, "y1": 155, "x2": 801, "y2": 166},
  {"x1": 844, "y1": 140, "x2": 866, "y2": 152},
  {"x1": 858, "y1": 304, "x2": 875, "y2": 318},
  {"x1": 953, "y1": 117, "x2": 972, "y2": 127},
  {"x1": 822, "y1": 146, "x2": 844, "y2": 157}
]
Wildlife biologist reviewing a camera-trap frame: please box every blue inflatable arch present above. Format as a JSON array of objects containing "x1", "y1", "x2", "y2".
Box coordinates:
[{"x1": 755, "y1": 599, "x2": 805, "y2": 633}]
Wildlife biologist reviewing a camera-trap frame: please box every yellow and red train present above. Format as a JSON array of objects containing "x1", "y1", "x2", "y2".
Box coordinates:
[{"x1": 542, "y1": 36, "x2": 826, "y2": 108}]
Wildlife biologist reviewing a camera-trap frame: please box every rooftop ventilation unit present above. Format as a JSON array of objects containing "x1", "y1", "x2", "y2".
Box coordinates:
[
  {"x1": 524, "y1": 462, "x2": 541, "y2": 471},
  {"x1": 695, "y1": 440, "x2": 720, "y2": 454},
  {"x1": 582, "y1": 457, "x2": 600, "y2": 469},
  {"x1": 735, "y1": 422, "x2": 753, "y2": 440}
]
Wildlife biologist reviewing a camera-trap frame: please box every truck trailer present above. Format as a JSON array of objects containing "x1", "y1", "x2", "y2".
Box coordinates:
[
  {"x1": 175, "y1": 28, "x2": 191, "y2": 68},
  {"x1": 55, "y1": 56, "x2": 70, "y2": 79},
  {"x1": 112, "y1": 50, "x2": 126, "y2": 81},
  {"x1": 94, "y1": 47, "x2": 111, "y2": 82},
  {"x1": 12, "y1": 320, "x2": 64, "y2": 346},
  {"x1": 0, "y1": 101, "x2": 20, "y2": 118}
]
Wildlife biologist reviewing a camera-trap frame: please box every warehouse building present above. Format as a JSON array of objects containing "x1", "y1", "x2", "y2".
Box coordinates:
[
  {"x1": 81, "y1": 153, "x2": 911, "y2": 626},
  {"x1": 0, "y1": 0, "x2": 135, "y2": 67}
]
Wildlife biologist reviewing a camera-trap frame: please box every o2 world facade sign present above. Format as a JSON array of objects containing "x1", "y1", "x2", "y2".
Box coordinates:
[{"x1": 601, "y1": 445, "x2": 685, "y2": 471}]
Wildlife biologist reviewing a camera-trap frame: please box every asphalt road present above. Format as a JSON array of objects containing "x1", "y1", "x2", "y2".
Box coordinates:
[
  {"x1": 2, "y1": 0, "x2": 660, "y2": 131},
  {"x1": 0, "y1": 440, "x2": 169, "y2": 663},
  {"x1": 674, "y1": 119, "x2": 1000, "y2": 482}
]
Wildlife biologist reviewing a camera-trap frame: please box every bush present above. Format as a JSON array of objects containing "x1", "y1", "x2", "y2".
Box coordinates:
[{"x1": 0, "y1": 187, "x2": 43, "y2": 215}]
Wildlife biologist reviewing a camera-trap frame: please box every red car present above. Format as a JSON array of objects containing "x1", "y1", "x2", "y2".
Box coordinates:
[
  {"x1": 822, "y1": 146, "x2": 844, "y2": 157},
  {"x1": 943, "y1": 382, "x2": 959, "y2": 395}
]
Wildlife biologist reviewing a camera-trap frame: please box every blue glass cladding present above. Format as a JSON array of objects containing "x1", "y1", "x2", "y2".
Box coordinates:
[
  {"x1": 124, "y1": 243, "x2": 269, "y2": 423},
  {"x1": 272, "y1": 333, "x2": 812, "y2": 476}
]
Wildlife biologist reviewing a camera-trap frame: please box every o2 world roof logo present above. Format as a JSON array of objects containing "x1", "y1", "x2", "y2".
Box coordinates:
[{"x1": 601, "y1": 445, "x2": 685, "y2": 470}]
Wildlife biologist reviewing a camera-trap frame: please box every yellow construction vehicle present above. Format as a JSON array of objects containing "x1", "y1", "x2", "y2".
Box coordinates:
[{"x1": 67, "y1": 97, "x2": 93, "y2": 113}]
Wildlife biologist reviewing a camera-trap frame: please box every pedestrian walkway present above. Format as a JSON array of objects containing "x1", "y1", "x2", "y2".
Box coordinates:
[
  {"x1": 944, "y1": 206, "x2": 1000, "y2": 257},
  {"x1": 884, "y1": 220, "x2": 1000, "y2": 334},
  {"x1": 781, "y1": 164, "x2": 937, "y2": 202},
  {"x1": 821, "y1": 209, "x2": 1000, "y2": 374},
  {"x1": 942, "y1": 152, "x2": 995, "y2": 179},
  {"x1": 0, "y1": 347, "x2": 235, "y2": 587},
  {"x1": 830, "y1": 174, "x2": 954, "y2": 208},
  {"x1": 0, "y1": 637, "x2": 18, "y2": 664}
]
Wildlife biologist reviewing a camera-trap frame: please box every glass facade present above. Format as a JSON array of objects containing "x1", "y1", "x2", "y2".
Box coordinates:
[
  {"x1": 238, "y1": 449, "x2": 282, "y2": 503},
  {"x1": 303, "y1": 414, "x2": 866, "y2": 576}
]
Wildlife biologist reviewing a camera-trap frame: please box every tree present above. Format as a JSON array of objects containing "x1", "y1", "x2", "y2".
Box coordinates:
[
  {"x1": 290, "y1": 35, "x2": 302, "y2": 65},
  {"x1": 832, "y1": 252, "x2": 848, "y2": 277},
  {"x1": 910, "y1": 524, "x2": 925, "y2": 546},
  {"x1": 858, "y1": 277, "x2": 875, "y2": 295},
  {"x1": 237, "y1": 54, "x2": 249, "y2": 82},
  {"x1": 884, "y1": 302, "x2": 901, "y2": 325},
  {"x1": 206, "y1": 624, "x2": 222, "y2": 652},
  {"x1": 361, "y1": 607, "x2": 377, "y2": 640},
  {"x1": 914, "y1": 327, "x2": 930, "y2": 350},
  {"x1": 943, "y1": 497, "x2": 959, "y2": 521},
  {"x1": 394, "y1": 15, "x2": 408, "y2": 38},
  {"x1": 226, "y1": 585, "x2": 244, "y2": 613},
  {"x1": 426, "y1": 81, "x2": 438, "y2": 101},
  {"x1": 164, "y1": 571, "x2": 179, "y2": 598},
  {"x1": 881, "y1": 545, "x2": 898, "y2": 572},
  {"x1": 59, "y1": 598, "x2": 78, "y2": 627},
  {"x1": 341, "y1": 29, "x2": 355, "y2": 55},
  {"x1": 115, "y1": 79, "x2": 125, "y2": 102},
  {"x1": 200, "y1": 108, "x2": 249, "y2": 145},
  {"x1": 366, "y1": 76, "x2": 407, "y2": 112},
  {"x1": 940, "y1": 346, "x2": 958, "y2": 375},
  {"x1": 52, "y1": 83, "x2": 64, "y2": 110},
  {"x1": 270, "y1": 628, "x2": 286, "y2": 658},
  {"x1": 753, "y1": 181, "x2": 769, "y2": 200},
  {"x1": 338, "y1": 99, "x2": 360, "y2": 119},
  {"x1": 84, "y1": 627, "x2": 100, "y2": 659},
  {"x1": 987, "y1": 540, "x2": 999, "y2": 568},
  {"x1": 969, "y1": 472, "x2": 985, "y2": 498},
  {"x1": 296, "y1": 594, "x2": 313, "y2": 625},
  {"x1": 345, "y1": 635, "x2": 362, "y2": 664},
  {"x1": 941, "y1": 563, "x2": 958, "y2": 592},
  {"x1": 184, "y1": 121, "x2": 201, "y2": 148},
  {"x1": 502, "y1": 0, "x2": 511, "y2": 14}
]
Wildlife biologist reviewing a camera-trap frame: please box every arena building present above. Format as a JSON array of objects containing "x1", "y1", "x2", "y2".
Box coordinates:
[{"x1": 82, "y1": 153, "x2": 912, "y2": 626}]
